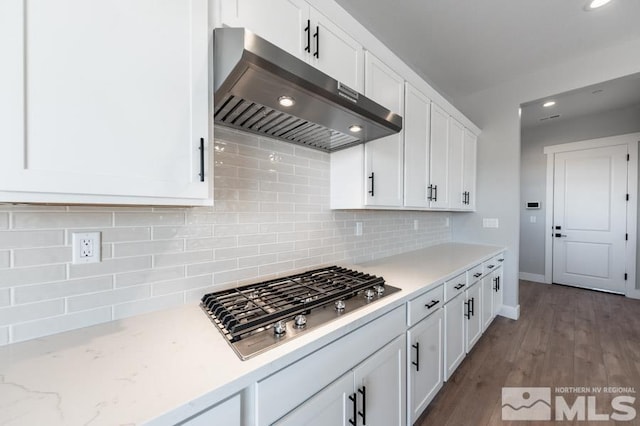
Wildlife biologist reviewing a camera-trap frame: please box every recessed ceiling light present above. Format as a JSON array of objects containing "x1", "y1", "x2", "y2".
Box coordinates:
[
  {"x1": 278, "y1": 96, "x2": 295, "y2": 107},
  {"x1": 585, "y1": 0, "x2": 612, "y2": 10},
  {"x1": 349, "y1": 125, "x2": 363, "y2": 133},
  {"x1": 543, "y1": 101, "x2": 556, "y2": 108}
]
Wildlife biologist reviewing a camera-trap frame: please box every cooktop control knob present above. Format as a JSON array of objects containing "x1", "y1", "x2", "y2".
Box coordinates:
[
  {"x1": 273, "y1": 320, "x2": 287, "y2": 336},
  {"x1": 364, "y1": 288, "x2": 376, "y2": 300},
  {"x1": 294, "y1": 314, "x2": 307, "y2": 328},
  {"x1": 373, "y1": 284, "x2": 385, "y2": 295},
  {"x1": 335, "y1": 300, "x2": 346, "y2": 311}
]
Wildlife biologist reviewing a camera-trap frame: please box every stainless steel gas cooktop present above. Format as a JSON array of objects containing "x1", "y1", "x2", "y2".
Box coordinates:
[{"x1": 200, "y1": 266, "x2": 400, "y2": 360}]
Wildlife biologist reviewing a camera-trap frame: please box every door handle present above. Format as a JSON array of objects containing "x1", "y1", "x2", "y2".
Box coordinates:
[
  {"x1": 554, "y1": 233, "x2": 567, "y2": 238},
  {"x1": 412, "y1": 341, "x2": 420, "y2": 371},
  {"x1": 304, "y1": 20, "x2": 311, "y2": 53},
  {"x1": 368, "y1": 172, "x2": 375, "y2": 197},
  {"x1": 313, "y1": 25, "x2": 319, "y2": 58},
  {"x1": 358, "y1": 386, "x2": 367, "y2": 425},
  {"x1": 348, "y1": 393, "x2": 357, "y2": 426}
]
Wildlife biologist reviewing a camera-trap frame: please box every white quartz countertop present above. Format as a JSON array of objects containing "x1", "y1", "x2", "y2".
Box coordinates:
[{"x1": 0, "y1": 242, "x2": 502, "y2": 425}]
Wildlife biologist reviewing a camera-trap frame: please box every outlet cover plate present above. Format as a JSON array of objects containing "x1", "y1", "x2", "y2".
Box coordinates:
[{"x1": 72, "y1": 232, "x2": 101, "y2": 264}]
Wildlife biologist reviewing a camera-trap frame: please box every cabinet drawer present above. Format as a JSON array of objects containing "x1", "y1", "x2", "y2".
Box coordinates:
[
  {"x1": 467, "y1": 263, "x2": 483, "y2": 284},
  {"x1": 495, "y1": 253, "x2": 505, "y2": 265},
  {"x1": 483, "y1": 257, "x2": 499, "y2": 275},
  {"x1": 444, "y1": 272, "x2": 467, "y2": 303},
  {"x1": 407, "y1": 285, "x2": 444, "y2": 327}
]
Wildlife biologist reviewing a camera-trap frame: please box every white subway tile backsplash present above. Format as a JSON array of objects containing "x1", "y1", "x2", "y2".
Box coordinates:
[
  {"x1": 0, "y1": 289, "x2": 10, "y2": 307},
  {"x1": 115, "y1": 266, "x2": 184, "y2": 288},
  {"x1": 0, "y1": 299, "x2": 64, "y2": 326},
  {"x1": 0, "y1": 250, "x2": 9, "y2": 268},
  {"x1": 0, "y1": 230, "x2": 64, "y2": 249},
  {"x1": 14, "y1": 276, "x2": 113, "y2": 304},
  {"x1": 13, "y1": 246, "x2": 71, "y2": 267},
  {"x1": 12, "y1": 212, "x2": 112, "y2": 229},
  {"x1": 0, "y1": 265, "x2": 66, "y2": 288},
  {"x1": 113, "y1": 293, "x2": 184, "y2": 320},
  {"x1": 12, "y1": 307, "x2": 112, "y2": 343},
  {"x1": 0, "y1": 131, "x2": 451, "y2": 346},
  {"x1": 69, "y1": 256, "x2": 152, "y2": 279},
  {"x1": 68, "y1": 286, "x2": 150, "y2": 312}
]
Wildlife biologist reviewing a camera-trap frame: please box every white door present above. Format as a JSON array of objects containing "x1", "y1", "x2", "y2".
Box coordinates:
[
  {"x1": 462, "y1": 129, "x2": 477, "y2": 210},
  {"x1": 353, "y1": 336, "x2": 406, "y2": 426},
  {"x1": 275, "y1": 373, "x2": 352, "y2": 426},
  {"x1": 407, "y1": 310, "x2": 443, "y2": 425},
  {"x1": 481, "y1": 275, "x2": 494, "y2": 331},
  {"x1": 447, "y1": 118, "x2": 465, "y2": 209},
  {"x1": 552, "y1": 145, "x2": 628, "y2": 293}
]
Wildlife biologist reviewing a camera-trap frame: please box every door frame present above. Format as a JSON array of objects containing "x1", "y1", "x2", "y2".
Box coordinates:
[{"x1": 543, "y1": 132, "x2": 640, "y2": 299}]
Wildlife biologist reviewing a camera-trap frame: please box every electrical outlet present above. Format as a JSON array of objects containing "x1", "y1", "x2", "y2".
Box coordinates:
[
  {"x1": 355, "y1": 222, "x2": 363, "y2": 236},
  {"x1": 72, "y1": 232, "x2": 101, "y2": 264}
]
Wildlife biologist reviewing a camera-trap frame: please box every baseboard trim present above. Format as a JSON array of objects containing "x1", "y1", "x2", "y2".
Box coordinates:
[
  {"x1": 498, "y1": 304, "x2": 520, "y2": 320},
  {"x1": 519, "y1": 272, "x2": 547, "y2": 283}
]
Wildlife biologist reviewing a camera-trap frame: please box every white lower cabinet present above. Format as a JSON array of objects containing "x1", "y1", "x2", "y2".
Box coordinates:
[
  {"x1": 443, "y1": 292, "x2": 465, "y2": 381},
  {"x1": 407, "y1": 309, "x2": 443, "y2": 425},
  {"x1": 464, "y1": 281, "x2": 482, "y2": 352},
  {"x1": 275, "y1": 335, "x2": 406, "y2": 426}
]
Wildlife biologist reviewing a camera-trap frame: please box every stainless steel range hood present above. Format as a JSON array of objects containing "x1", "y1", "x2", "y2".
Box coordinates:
[{"x1": 213, "y1": 28, "x2": 402, "y2": 152}]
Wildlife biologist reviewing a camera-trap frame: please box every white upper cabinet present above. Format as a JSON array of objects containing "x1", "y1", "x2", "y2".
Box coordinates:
[
  {"x1": 403, "y1": 84, "x2": 431, "y2": 208},
  {"x1": 447, "y1": 118, "x2": 465, "y2": 210},
  {"x1": 220, "y1": 0, "x2": 364, "y2": 91},
  {"x1": 462, "y1": 128, "x2": 478, "y2": 210},
  {"x1": 0, "y1": 0, "x2": 211, "y2": 205},
  {"x1": 363, "y1": 52, "x2": 404, "y2": 207},
  {"x1": 428, "y1": 103, "x2": 450, "y2": 209}
]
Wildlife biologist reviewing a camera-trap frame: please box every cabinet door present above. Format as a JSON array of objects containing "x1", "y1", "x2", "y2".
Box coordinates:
[
  {"x1": 0, "y1": 0, "x2": 210, "y2": 205},
  {"x1": 465, "y1": 282, "x2": 482, "y2": 352},
  {"x1": 353, "y1": 335, "x2": 406, "y2": 426},
  {"x1": 275, "y1": 373, "x2": 353, "y2": 426},
  {"x1": 462, "y1": 129, "x2": 477, "y2": 210},
  {"x1": 220, "y1": 0, "x2": 309, "y2": 60},
  {"x1": 443, "y1": 293, "x2": 465, "y2": 380},
  {"x1": 492, "y1": 267, "x2": 504, "y2": 317},
  {"x1": 310, "y1": 8, "x2": 364, "y2": 92},
  {"x1": 403, "y1": 84, "x2": 431, "y2": 208},
  {"x1": 447, "y1": 118, "x2": 465, "y2": 210},
  {"x1": 180, "y1": 393, "x2": 241, "y2": 426},
  {"x1": 481, "y1": 276, "x2": 494, "y2": 331},
  {"x1": 407, "y1": 310, "x2": 443, "y2": 425},
  {"x1": 429, "y1": 103, "x2": 450, "y2": 209},
  {"x1": 364, "y1": 53, "x2": 404, "y2": 207}
]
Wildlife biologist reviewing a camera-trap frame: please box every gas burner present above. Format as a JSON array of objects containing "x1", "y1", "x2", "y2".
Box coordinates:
[{"x1": 200, "y1": 266, "x2": 401, "y2": 360}]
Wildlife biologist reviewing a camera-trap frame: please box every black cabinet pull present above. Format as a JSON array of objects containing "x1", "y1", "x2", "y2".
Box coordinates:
[
  {"x1": 368, "y1": 172, "x2": 375, "y2": 197},
  {"x1": 493, "y1": 277, "x2": 498, "y2": 291},
  {"x1": 498, "y1": 258, "x2": 504, "y2": 262},
  {"x1": 497, "y1": 276, "x2": 500, "y2": 291},
  {"x1": 427, "y1": 184, "x2": 433, "y2": 201},
  {"x1": 313, "y1": 25, "x2": 319, "y2": 58},
  {"x1": 198, "y1": 137, "x2": 205, "y2": 182},
  {"x1": 433, "y1": 184, "x2": 438, "y2": 202},
  {"x1": 425, "y1": 299, "x2": 439, "y2": 309},
  {"x1": 463, "y1": 191, "x2": 470, "y2": 205},
  {"x1": 487, "y1": 264, "x2": 495, "y2": 269},
  {"x1": 304, "y1": 19, "x2": 311, "y2": 53},
  {"x1": 358, "y1": 386, "x2": 367, "y2": 424},
  {"x1": 454, "y1": 283, "x2": 465, "y2": 290},
  {"x1": 412, "y1": 342, "x2": 420, "y2": 371},
  {"x1": 464, "y1": 300, "x2": 470, "y2": 319},
  {"x1": 473, "y1": 272, "x2": 482, "y2": 278},
  {"x1": 348, "y1": 393, "x2": 357, "y2": 425},
  {"x1": 470, "y1": 297, "x2": 475, "y2": 316}
]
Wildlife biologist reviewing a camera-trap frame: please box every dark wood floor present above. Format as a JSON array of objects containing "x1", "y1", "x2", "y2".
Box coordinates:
[{"x1": 416, "y1": 281, "x2": 640, "y2": 426}]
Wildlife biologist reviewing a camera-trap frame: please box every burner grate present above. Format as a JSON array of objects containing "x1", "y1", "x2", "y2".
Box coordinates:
[{"x1": 201, "y1": 266, "x2": 384, "y2": 342}]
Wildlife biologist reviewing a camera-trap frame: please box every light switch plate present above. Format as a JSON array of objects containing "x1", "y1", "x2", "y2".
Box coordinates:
[{"x1": 482, "y1": 218, "x2": 499, "y2": 228}]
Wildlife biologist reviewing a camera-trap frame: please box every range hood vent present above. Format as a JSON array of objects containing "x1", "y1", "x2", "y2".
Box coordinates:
[{"x1": 213, "y1": 28, "x2": 402, "y2": 153}]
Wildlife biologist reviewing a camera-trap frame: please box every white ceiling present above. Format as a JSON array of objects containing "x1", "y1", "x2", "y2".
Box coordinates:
[
  {"x1": 520, "y1": 72, "x2": 640, "y2": 129},
  {"x1": 335, "y1": 0, "x2": 640, "y2": 102}
]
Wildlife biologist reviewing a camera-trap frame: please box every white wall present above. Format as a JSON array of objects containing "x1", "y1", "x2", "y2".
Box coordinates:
[
  {"x1": 451, "y1": 36, "x2": 640, "y2": 313},
  {"x1": 0, "y1": 127, "x2": 452, "y2": 346},
  {"x1": 520, "y1": 103, "x2": 640, "y2": 276}
]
